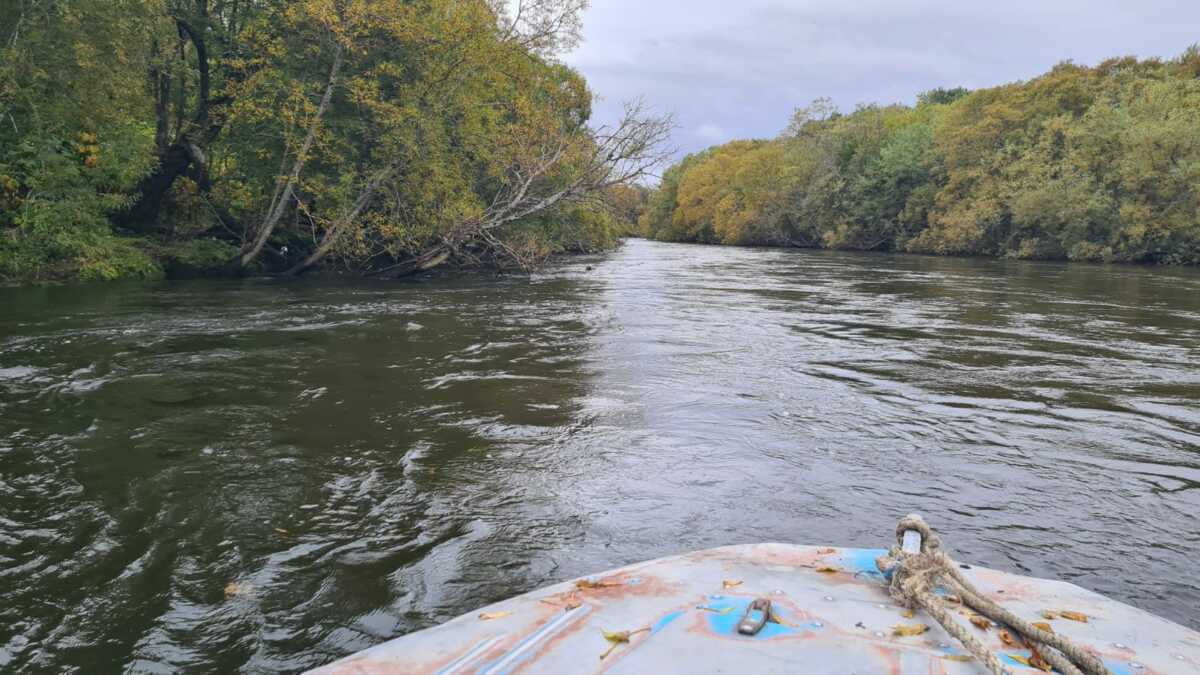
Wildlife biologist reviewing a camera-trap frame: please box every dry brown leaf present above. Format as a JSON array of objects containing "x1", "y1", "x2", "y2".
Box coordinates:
[
  {"x1": 902, "y1": 609, "x2": 915, "y2": 619},
  {"x1": 892, "y1": 624, "x2": 930, "y2": 637},
  {"x1": 1058, "y1": 610, "x2": 1089, "y2": 623},
  {"x1": 1032, "y1": 622, "x2": 1054, "y2": 634},
  {"x1": 540, "y1": 591, "x2": 583, "y2": 611},
  {"x1": 999, "y1": 630, "x2": 1018, "y2": 647},
  {"x1": 969, "y1": 615, "x2": 992, "y2": 631},
  {"x1": 945, "y1": 594, "x2": 962, "y2": 604},
  {"x1": 479, "y1": 611, "x2": 513, "y2": 621},
  {"x1": 815, "y1": 566, "x2": 839, "y2": 574},
  {"x1": 817, "y1": 547, "x2": 836, "y2": 554},
  {"x1": 722, "y1": 580, "x2": 744, "y2": 589},
  {"x1": 576, "y1": 578, "x2": 616, "y2": 590},
  {"x1": 1029, "y1": 646, "x2": 1054, "y2": 672},
  {"x1": 944, "y1": 655, "x2": 974, "y2": 662},
  {"x1": 1039, "y1": 610, "x2": 1060, "y2": 620}
]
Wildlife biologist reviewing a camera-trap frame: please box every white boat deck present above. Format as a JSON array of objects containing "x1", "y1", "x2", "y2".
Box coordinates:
[{"x1": 312, "y1": 544, "x2": 1200, "y2": 674}]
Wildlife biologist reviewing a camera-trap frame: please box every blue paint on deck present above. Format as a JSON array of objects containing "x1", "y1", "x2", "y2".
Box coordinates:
[
  {"x1": 839, "y1": 548, "x2": 887, "y2": 581},
  {"x1": 651, "y1": 610, "x2": 684, "y2": 634},
  {"x1": 1103, "y1": 662, "x2": 1136, "y2": 675}
]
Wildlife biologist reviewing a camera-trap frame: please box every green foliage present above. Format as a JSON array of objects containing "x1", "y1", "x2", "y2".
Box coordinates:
[
  {"x1": 0, "y1": 0, "x2": 629, "y2": 282},
  {"x1": 646, "y1": 48, "x2": 1200, "y2": 266}
]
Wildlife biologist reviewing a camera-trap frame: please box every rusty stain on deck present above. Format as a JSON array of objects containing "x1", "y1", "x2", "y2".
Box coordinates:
[{"x1": 310, "y1": 544, "x2": 1200, "y2": 674}]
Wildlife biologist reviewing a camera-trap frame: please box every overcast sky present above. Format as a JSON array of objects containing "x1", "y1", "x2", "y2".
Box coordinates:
[{"x1": 563, "y1": 0, "x2": 1200, "y2": 160}]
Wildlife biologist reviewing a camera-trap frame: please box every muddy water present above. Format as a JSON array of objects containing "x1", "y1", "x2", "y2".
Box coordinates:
[{"x1": 1, "y1": 239, "x2": 1198, "y2": 672}]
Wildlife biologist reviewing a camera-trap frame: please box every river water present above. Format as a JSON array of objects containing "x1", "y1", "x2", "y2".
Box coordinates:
[{"x1": 1, "y1": 239, "x2": 1199, "y2": 672}]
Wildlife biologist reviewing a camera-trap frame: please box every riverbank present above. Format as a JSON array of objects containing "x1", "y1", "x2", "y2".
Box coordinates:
[
  {"x1": 640, "y1": 49, "x2": 1200, "y2": 266},
  {"x1": 1, "y1": 3, "x2": 660, "y2": 286}
]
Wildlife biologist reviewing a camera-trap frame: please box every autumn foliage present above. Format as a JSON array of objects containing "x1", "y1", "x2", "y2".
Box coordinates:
[
  {"x1": 0, "y1": 0, "x2": 663, "y2": 281},
  {"x1": 642, "y1": 51, "x2": 1200, "y2": 265}
]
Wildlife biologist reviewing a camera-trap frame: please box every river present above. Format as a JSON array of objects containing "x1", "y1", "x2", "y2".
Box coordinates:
[{"x1": 1, "y1": 239, "x2": 1198, "y2": 672}]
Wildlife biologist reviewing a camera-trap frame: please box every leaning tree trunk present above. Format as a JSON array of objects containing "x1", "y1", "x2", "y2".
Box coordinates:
[
  {"x1": 115, "y1": 16, "x2": 219, "y2": 233},
  {"x1": 232, "y1": 43, "x2": 344, "y2": 271}
]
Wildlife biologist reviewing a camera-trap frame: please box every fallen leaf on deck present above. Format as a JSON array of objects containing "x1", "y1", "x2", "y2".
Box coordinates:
[
  {"x1": 816, "y1": 566, "x2": 839, "y2": 574},
  {"x1": 698, "y1": 606, "x2": 736, "y2": 615},
  {"x1": 576, "y1": 578, "x2": 615, "y2": 590},
  {"x1": 944, "y1": 655, "x2": 974, "y2": 662},
  {"x1": 946, "y1": 594, "x2": 962, "y2": 604},
  {"x1": 892, "y1": 624, "x2": 929, "y2": 637},
  {"x1": 1032, "y1": 622, "x2": 1054, "y2": 634},
  {"x1": 479, "y1": 611, "x2": 513, "y2": 621},
  {"x1": 768, "y1": 607, "x2": 798, "y2": 628},
  {"x1": 817, "y1": 547, "x2": 836, "y2": 554},
  {"x1": 540, "y1": 591, "x2": 583, "y2": 611},
  {"x1": 969, "y1": 615, "x2": 992, "y2": 631},
  {"x1": 902, "y1": 609, "x2": 915, "y2": 619},
  {"x1": 1029, "y1": 646, "x2": 1054, "y2": 671},
  {"x1": 1039, "y1": 610, "x2": 1060, "y2": 620},
  {"x1": 722, "y1": 580, "x2": 743, "y2": 589},
  {"x1": 1058, "y1": 610, "x2": 1088, "y2": 623},
  {"x1": 1010, "y1": 654, "x2": 1033, "y2": 667},
  {"x1": 999, "y1": 630, "x2": 1018, "y2": 647},
  {"x1": 599, "y1": 628, "x2": 648, "y2": 660}
]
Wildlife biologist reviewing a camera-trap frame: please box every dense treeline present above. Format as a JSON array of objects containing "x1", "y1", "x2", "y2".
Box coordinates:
[
  {"x1": 642, "y1": 51, "x2": 1200, "y2": 265},
  {"x1": 0, "y1": 0, "x2": 666, "y2": 282}
]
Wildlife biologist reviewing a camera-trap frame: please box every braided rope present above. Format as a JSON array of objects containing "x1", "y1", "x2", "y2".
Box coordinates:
[{"x1": 876, "y1": 515, "x2": 1111, "y2": 675}]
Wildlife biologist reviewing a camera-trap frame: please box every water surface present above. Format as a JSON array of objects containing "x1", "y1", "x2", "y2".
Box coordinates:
[{"x1": 2, "y1": 239, "x2": 1199, "y2": 672}]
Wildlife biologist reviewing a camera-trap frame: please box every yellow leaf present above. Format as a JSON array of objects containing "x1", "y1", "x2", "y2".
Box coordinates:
[
  {"x1": 576, "y1": 578, "x2": 615, "y2": 590},
  {"x1": 1010, "y1": 654, "x2": 1033, "y2": 667},
  {"x1": 479, "y1": 611, "x2": 513, "y2": 621},
  {"x1": 815, "y1": 566, "x2": 839, "y2": 574},
  {"x1": 1032, "y1": 622, "x2": 1054, "y2": 634},
  {"x1": 945, "y1": 655, "x2": 974, "y2": 662},
  {"x1": 892, "y1": 624, "x2": 929, "y2": 637},
  {"x1": 603, "y1": 630, "x2": 632, "y2": 643},
  {"x1": 1039, "y1": 610, "x2": 1060, "y2": 620},
  {"x1": 599, "y1": 627, "x2": 648, "y2": 660},
  {"x1": 722, "y1": 580, "x2": 743, "y2": 589},
  {"x1": 969, "y1": 615, "x2": 992, "y2": 631},
  {"x1": 902, "y1": 609, "x2": 915, "y2": 619},
  {"x1": 1058, "y1": 610, "x2": 1089, "y2": 623}
]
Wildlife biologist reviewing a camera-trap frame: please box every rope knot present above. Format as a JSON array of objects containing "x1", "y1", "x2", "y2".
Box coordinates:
[{"x1": 875, "y1": 516, "x2": 1110, "y2": 675}]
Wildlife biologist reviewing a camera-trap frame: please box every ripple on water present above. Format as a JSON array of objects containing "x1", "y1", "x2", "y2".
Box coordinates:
[{"x1": 0, "y1": 241, "x2": 1198, "y2": 673}]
